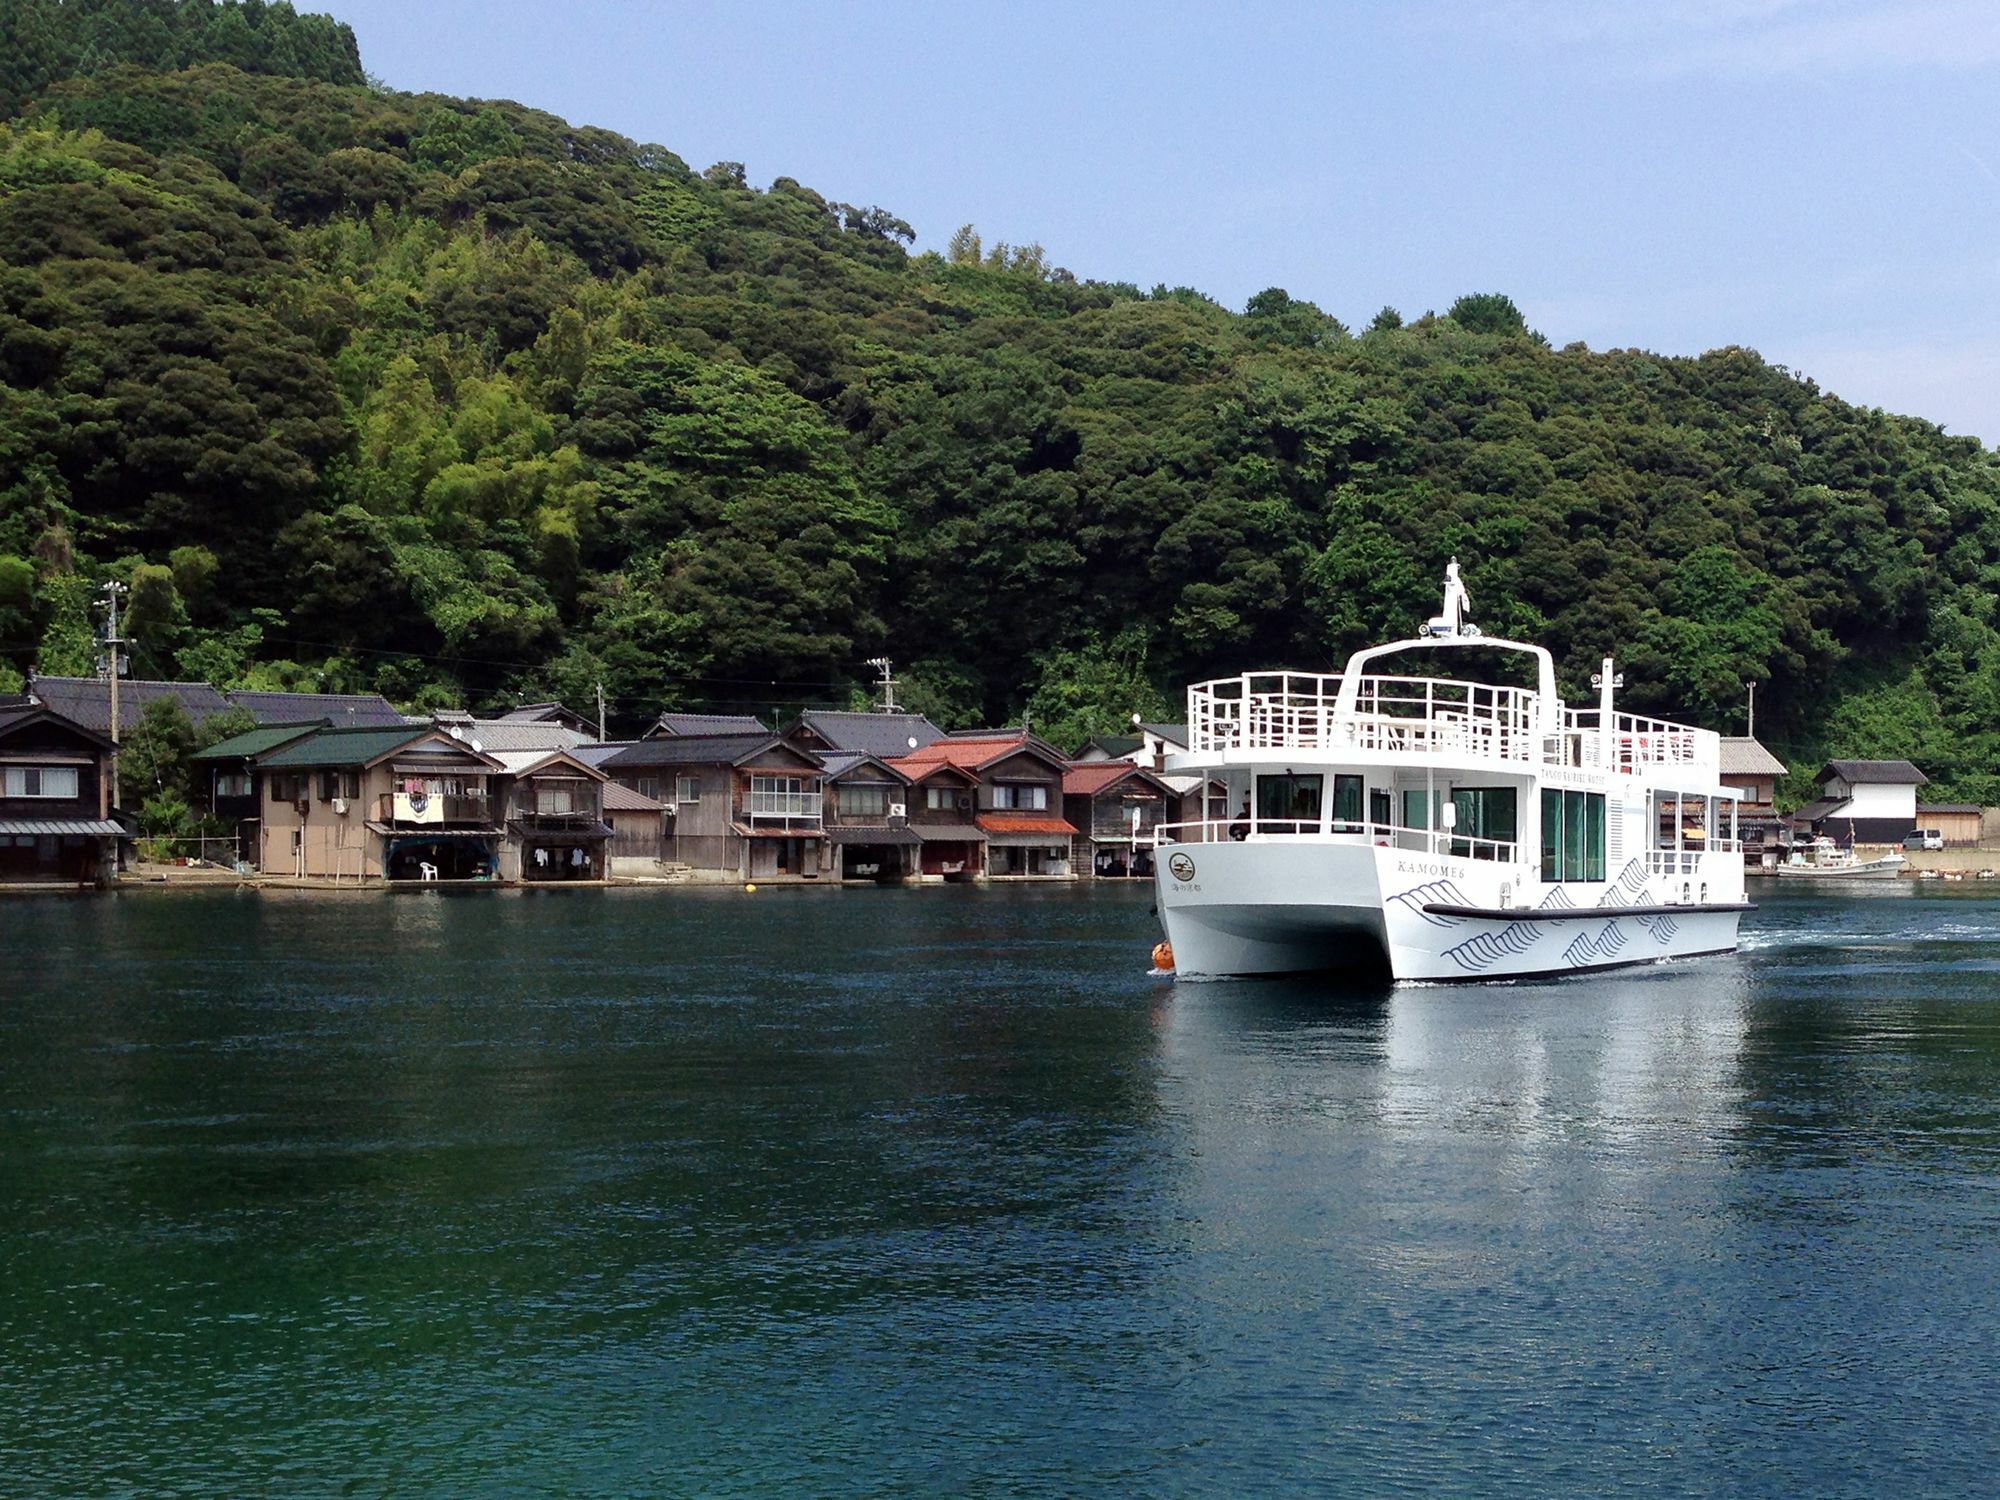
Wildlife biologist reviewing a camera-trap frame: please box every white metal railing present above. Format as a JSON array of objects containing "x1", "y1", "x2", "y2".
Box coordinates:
[
  {"x1": 1154, "y1": 815, "x2": 1522, "y2": 864},
  {"x1": 1184, "y1": 671, "x2": 1720, "y2": 779},
  {"x1": 745, "y1": 788, "x2": 822, "y2": 821}
]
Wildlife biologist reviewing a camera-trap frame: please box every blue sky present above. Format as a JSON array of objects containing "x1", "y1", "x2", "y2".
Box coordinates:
[{"x1": 316, "y1": 0, "x2": 2000, "y2": 444}]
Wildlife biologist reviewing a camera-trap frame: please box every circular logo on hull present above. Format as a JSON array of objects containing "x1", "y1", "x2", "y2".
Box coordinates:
[{"x1": 1167, "y1": 853, "x2": 1197, "y2": 882}]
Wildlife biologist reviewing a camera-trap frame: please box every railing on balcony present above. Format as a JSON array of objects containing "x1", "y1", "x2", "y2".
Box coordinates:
[
  {"x1": 1155, "y1": 815, "x2": 1521, "y2": 863},
  {"x1": 744, "y1": 783, "x2": 823, "y2": 826},
  {"x1": 376, "y1": 792, "x2": 493, "y2": 826}
]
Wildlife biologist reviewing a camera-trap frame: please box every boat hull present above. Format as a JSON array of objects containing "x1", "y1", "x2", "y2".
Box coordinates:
[{"x1": 1156, "y1": 840, "x2": 1744, "y2": 983}]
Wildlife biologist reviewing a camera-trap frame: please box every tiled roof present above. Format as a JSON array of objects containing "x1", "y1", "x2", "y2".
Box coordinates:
[
  {"x1": 1138, "y1": 722, "x2": 1189, "y2": 747},
  {"x1": 27, "y1": 677, "x2": 232, "y2": 733},
  {"x1": 433, "y1": 720, "x2": 582, "y2": 752},
  {"x1": 0, "y1": 818, "x2": 125, "y2": 837},
  {"x1": 890, "y1": 734, "x2": 1036, "y2": 774},
  {"x1": 1062, "y1": 762, "x2": 1167, "y2": 797},
  {"x1": 488, "y1": 749, "x2": 605, "y2": 779},
  {"x1": 653, "y1": 712, "x2": 767, "y2": 736},
  {"x1": 796, "y1": 710, "x2": 947, "y2": 757},
  {"x1": 818, "y1": 751, "x2": 909, "y2": 783},
  {"x1": 602, "y1": 781, "x2": 666, "y2": 812},
  {"x1": 1076, "y1": 734, "x2": 1144, "y2": 760},
  {"x1": 567, "y1": 742, "x2": 637, "y2": 768},
  {"x1": 255, "y1": 725, "x2": 434, "y2": 769},
  {"x1": 976, "y1": 811, "x2": 1078, "y2": 837},
  {"x1": 191, "y1": 722, "x2": 327, "y2": 761},
  {"x1": 602, "y1": 733, "x2": 807, "y2": 769},
  {"x1": 1918, "y1": 803, "x2": 1982, "y2": 815},
  {"x1": 0, "y1": 704, "x2": 116, "y2": 749},
  {"x1": 1824, "y1": 759, "x2": 1928, "y2": 785},
  {"x1": 227, "y1": 690, "x2": 406, "y2": 727},
  {"x1": 1719, "y1": 736, "x2": 1788, "y2": 777}
]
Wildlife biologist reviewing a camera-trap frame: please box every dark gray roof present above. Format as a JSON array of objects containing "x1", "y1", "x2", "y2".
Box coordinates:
[
  {"x1": 1917, "y1": 803, "x2": 1982, "y2": 814},
  {"x1": 227, "y1": 690, "x2": 407, "y2": 727},
  {"x1": 796, "y1": 711, "x2": 946, "y2": 757},
  {"x1": 1139, "y1": 722, "x2": 1190, "y2": 747},
  {"x1": 568, "y1": 742, "x2": 639, "y2": 768},
  {"x1": 1793, "y1": 798, "x2": 1853, "y2": 823},
  {"x1": 0, "y1": 703, "x2": 117, "y2": 748},
  {"x1": 27, "y1": 676, "x2": 232, "y2": 733},
  {"x1": 1823, "y1": 759, "x2": 1928, "y2": 786},
  {"x1": 818, "y1": 751, "x2": 910, "y2": 783},
  {"x1": 603, "y1": 733, "x2": 814, "y2": 770},
  {"x1": 652, "y1": 712, "x2": 767, "y2": 737}
]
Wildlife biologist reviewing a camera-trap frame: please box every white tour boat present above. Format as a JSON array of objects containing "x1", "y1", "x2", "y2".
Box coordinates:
[{"x1": 1152, "y1": 561, "x2": 1752, "y2": 983}]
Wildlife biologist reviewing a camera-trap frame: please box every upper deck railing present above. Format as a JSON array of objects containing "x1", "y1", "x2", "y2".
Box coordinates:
[{"x1": 1184, "y1": 671, "x2": 1719, "y2": 777}]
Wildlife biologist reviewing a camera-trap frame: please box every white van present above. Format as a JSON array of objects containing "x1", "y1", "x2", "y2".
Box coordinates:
[{"x1": 1903, "y1": 828, "x2": 1944, "y2": 851}]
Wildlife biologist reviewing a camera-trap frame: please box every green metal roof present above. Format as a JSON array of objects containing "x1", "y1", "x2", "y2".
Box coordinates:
[
  {"x1": 254, "y1": 724, "x2": 433, "y2": 769},
  {"x1": 191, "y1": 721, "x2": 327, "y2": 762}
]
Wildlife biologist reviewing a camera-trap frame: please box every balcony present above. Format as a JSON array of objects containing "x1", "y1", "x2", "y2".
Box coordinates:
[{"x1": 376, "y1": 791, "x2": 493, "y2": 827}]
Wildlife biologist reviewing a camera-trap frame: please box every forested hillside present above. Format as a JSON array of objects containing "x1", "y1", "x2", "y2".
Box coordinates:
[{"x1": 2, "y1": 0, "x2": 1998, "y2": 798}]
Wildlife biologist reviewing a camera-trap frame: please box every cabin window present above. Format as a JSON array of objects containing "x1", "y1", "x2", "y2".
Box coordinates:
[
  {"x1": 3, "y1": 766, "x2": 78, "y2": 799},
  {"x1": 1541, "y1": 790, "x2": 1606, "y2": 881},
  {"x1": 838, "y1": 782, "x2": 891, "y2": 816},
  {"x1": 1449, "y1": 787, "x2": 1518, "y2": 860},
  {"x1": 1402, "y1": 789, "x2": 1431, "y2": 831},
  {"x1": 1332, "y1": 774, "x2": 1364, "y2": 832},
  {"x1": 992, "y1": 782, "x2": 1048, "y2": 810},
  {"x1": 1256, "y1": 773, "x2": 1322, "y2": 834}
]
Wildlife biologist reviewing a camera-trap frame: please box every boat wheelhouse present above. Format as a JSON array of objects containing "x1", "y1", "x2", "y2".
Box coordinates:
[{"x1": 1153, "y1": 561, "x2": 1751, "y2": 982}]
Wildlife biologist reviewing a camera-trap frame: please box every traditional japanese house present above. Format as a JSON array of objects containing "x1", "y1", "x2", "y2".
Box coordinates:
[
  {"x1": 600, "y1": 733, "x2": 827, "y2": 879},
  {"x1": 254, "y1": 724, "x2": 507, "y2": 880},
  {"x1": 1718, "y1": 735, "x2": 1788, "y2": 854},
  {"x1": 0, "y1": 705, "x2": 125, "y2": 886},
  {"x1": 603, "y1": 781, "x2": 669, "y2": 870},
  {"x1": 1791, "y1": 760, "x2": 1928, "y2": 846},
  {"x1": 496, "y1": 701, "x2": 600, "y2": 736},
  {"x1": 819, "y1": 752, "x2": 918, "y2": 881},
  {"x1": 1061, "y1": 762, "x2": 1178, "y2": 878},
  {"x1": 190, "y1": 720, "x2": 327, "y2": 862},
  {"x1": 493, "y1": 749, "x2": 611, "y2": 880},
  {"x1": 888, "y1": 732, "x2": 1077, "y2": 878}
]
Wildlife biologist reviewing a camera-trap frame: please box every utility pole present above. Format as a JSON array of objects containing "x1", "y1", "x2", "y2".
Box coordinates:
[
  {"x1": 595, "y1": 679, "x2": 607, "y2": 743},
  {"x1": 98, "y1": 580, "x2": 129, "y2": 808},
  {"x1": 866, "y1": 657, "x2": 898, "y2": 714},
  {"x1": 1746, "y1": 681, "x2": 1756, "y2": 740}
]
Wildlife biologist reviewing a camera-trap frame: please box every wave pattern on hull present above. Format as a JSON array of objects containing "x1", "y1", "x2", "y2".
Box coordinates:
[
  {"x1": 1386, "y1": 879, "x2": 1472, "y2": 928},
  {"x1": 1442, "y1": 922, "x2": 1544, "y2": 973},
  {"x1": 1562, "y1": 919, "x2": 1629, "y2": 968},
  {"x1": 1636, "y1": 912, "x2": 1681, "y2": 943},
  {"x1": 1599, "y1": 859, "x2": 1649, "y2": 905}
]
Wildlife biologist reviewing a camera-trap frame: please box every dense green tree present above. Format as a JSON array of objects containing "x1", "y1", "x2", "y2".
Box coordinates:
[{"x1": 0, "y1": 33, "x2": 1996, "y2": 800}]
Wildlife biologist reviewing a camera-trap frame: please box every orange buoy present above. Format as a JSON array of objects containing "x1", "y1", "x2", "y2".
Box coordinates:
[{"x1": 1151, "y1": 941, "x2": 1174, "y2": 973}]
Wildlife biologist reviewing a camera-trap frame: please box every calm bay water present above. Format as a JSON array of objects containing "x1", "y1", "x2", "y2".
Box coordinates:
[{"x1": 4, "y1": 882, "x2": 2000, "y2": 1495}]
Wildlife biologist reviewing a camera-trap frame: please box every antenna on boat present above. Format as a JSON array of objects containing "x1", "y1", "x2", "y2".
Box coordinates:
[{"x1": 1423, "y1": 557, "x2": 1479, "y2": 638}]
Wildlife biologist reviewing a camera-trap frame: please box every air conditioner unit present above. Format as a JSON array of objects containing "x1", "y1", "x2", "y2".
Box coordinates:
[
  {"x1": 887, "y1": 802, "x2": 906, "y2": 819},
  {"x1": 957, "y1": 794, "x2": 972, "y2": 811},
  {"x1": 332, "y1": 798, "x2": 349, "y2": 816}
]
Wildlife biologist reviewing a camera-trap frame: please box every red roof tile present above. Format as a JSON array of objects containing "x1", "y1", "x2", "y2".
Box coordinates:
[
  {"x1": 1062, "y1": 762, "x2": 1162, "y2": 796},
  {"x1": 976, "y1": 811, "x2": 1078, "y2": 837}
]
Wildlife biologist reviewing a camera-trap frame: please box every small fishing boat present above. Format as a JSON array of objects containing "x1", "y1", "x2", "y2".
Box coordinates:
[{"x1": 1770, "y1": 836, "x2": 1906, "y2": 880}]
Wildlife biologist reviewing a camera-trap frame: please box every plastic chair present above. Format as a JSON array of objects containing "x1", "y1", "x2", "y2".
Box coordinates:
[{"x1": 419, "y1": 862, "x2": 438, "y2": 881}]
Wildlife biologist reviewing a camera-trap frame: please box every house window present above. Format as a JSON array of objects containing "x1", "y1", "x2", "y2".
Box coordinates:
[
  {"x1": 925, "y1": 784, "x2": 963, "y2": 812},
  {"x1": 838, "y1": 782, "x2": 891, "y2": 816},
  {"x1": 1540, "y1": 790, "x2": 1606, "y2": 881},
  {"x1": 215, "y1": 772, "x2": 253, "y2": 798},
  {"x1": 316, "y1": 770, "x2": 359, "y2": 801},
  {"x1": 537, "y1": 783, "x2": 577, "y2": 815},
  {"x1": 3, "y1": 766, "x2": 78, "y2": 799},
  {"x1": 634, "y1": 776, "x2": 661, "y2": 801},
  {"x1": 676, "y1": 775, "x2": 701, "y2": 804},
  {"x1": 992, "y1": 783, "x2": 1048, "y2": 810},
  {"x1": 269, "y1": 774, "x2": 305, "y2": 804}
]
